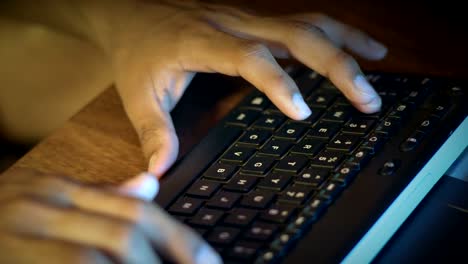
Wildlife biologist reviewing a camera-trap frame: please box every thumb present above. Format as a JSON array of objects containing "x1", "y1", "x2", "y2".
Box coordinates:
[{"x1": 118, "y1": 172, "x2": 160, "y2": 201}]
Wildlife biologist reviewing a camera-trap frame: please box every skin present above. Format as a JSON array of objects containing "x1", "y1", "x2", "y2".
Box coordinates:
[{"x1": 0, "y1": 0, "x2": 387, "y2": 262}]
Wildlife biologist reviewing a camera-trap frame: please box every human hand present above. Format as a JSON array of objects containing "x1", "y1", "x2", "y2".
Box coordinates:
[
  {"x1": 80, "y1": 0, "x2": 387, "y2": 176},
  {"x1": 0, "y1": 168, "x2": 221, "y2": 264}
]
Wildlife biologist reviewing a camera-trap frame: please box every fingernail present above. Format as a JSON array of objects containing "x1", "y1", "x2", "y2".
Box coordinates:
[
  {"x1": 363, "y1": 96, "x2": 382, "y2": 113},
  {"x1": 292, "y1": 93, "x2": 312, "y2": 119},
  {"x1": 120, "y1": 173, "x2": 159, "y2": 201},
  {"x1": 354, "y1": 75, "x2": 379, "y2": 101},
  {"x1": 195, "y1": 245, "x2": 222, "y2": 264}
]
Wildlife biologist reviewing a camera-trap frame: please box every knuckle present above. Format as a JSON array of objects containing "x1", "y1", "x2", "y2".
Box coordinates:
[
  {"x1": 328, "y1": 50, "x2": 357, "y2": 70},
  {"x1": 238, "y1": 42, "x2": 269, "y2": 62},
  {"x1": 288, "y1": 20, "x2": 325, "y2": 40}
]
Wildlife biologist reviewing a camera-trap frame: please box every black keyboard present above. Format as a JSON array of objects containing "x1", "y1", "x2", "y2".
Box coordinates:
[{"x1": 156, "y1": 69, "x2": 466, "y2": 263}]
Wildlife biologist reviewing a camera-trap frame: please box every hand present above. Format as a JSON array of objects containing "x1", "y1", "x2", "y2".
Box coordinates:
[
  {"x1": 0, "y1": 168, "x2": 221, "y2": 264},
  {"x1": 80, "y1": 0, "x2": 387, "y2": 176}
]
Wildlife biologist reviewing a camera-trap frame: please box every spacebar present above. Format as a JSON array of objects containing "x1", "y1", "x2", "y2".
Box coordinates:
[{"x1": 155, "y1": 125, "x2": 243, "y2": 207}]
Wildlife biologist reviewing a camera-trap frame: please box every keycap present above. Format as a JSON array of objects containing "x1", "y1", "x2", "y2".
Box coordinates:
[
  {"x1": 374, "y1": 117, "x2": 400, "y2": 137},
  {"x1": 274, "y1": 122, "x2": 307, "y2": 140},
  {"x1": 327, "y1": 134, "x2": 360, "y2": 152},
  {"x1": 342, "y1": 118, "x2": 376, "y2": 135},
  {"x1": 290, "y1": 138, "x2": 325, "y2": 156},
  {"x1": 259, "y1": 139, "x2": 293, "y2": 156},
  {"x1": 253, "y1": 114, "x2": 286, "y2": 130},
  {"x1": 319, "y1": 182, "x2": 344, "y2": 201},
  {"x1": 361, "y1": 133, "x2": 386, "y2": 154},
  {"x1": 332, "y1": 163, "x2": 359, "y2": 185},
  {"x1": 207, "y1": 191, "x2": 241, "y2": 209},
  {"x1": 242, "y1": 156, "x2": 276, "y2": 175},
  {"x1": 278, "y1": 185, "x2": 313, "y2": 204},
  {"x1": 298, "y1": 108, "x2": 324, "y2": 124},
  {"x1": 275, "y1": 156, "x2": 308, "y2": 173},
  {"x1": 310, "y1": 150, "x2": 345, "y2": 168},
  {"x1": 296, "y1": 70, "x2": 323, "y2": 97},
  {"x1": 307, "y1": 121, "x2": 341, "y2": 139},
  {"x1": 431, "y1": 103, "x2": 450, "y2": 118},
  {"x1": 186, "y1": 179, "x2": 220, "y2": 198},
  {"x1": 207, "y1": 227, "x2": 240, "y2": 245},
  {"x1": 189, "y1": 208, "x2": 224, "y2": 227},
  {"x1": 240, "y1": 93, "x2": 270, "y2": 110},
  {"x1": 321, "y1": 105, "x2": 352, "y2": 122},
  {"x1": 204, "y1": 163, "x2": 237, "y2": 181},
  {"x1": 240, "y1": 190, "x2": 275, "y2": 209},
  {"x1": 168, "y1": 197, "x2": 203, "y2": 215},
  {"x1": 226, "y1": 109, "x2": 260, "y2": 126},
  {"x1": 260, "y1": 204, "x2": 296, "y2": 223},
  {"x1": 238, "y1": 130, "x2": 271, "y2": 146},
  {"x1": 378, "y1": 159, "x2": 401, "y2": 176},
  {"x1": 295, "y1": 168, "x2": 329, "y2": 187},
  {"x1": 302, "y1": 197, "x2": 328, "y2": 219},
  {"x1": 223, "y1": 208, "x2": 257, "y2": 226},
  {"x1": 221, "y1": 146, "x2": 255, "y2": 164},
  {"x1": 307, "y1": 93, "x2": 336, "y2": 108},
  {"x1": 227, "y1": 241, "x2": 262, "y2": 260},
  {"x1": 388, "y1": 103, "x2": 412, "y2": 120},
  {"x1": 245, "y1": 222, "x2": 278, "y2": 241},
  {"x1": 258, "y1": 173, "x2": 292, "y2": 191},
  {"x1": 348, "y1": 148, "x2": 372, "y2": 167},
  {"x1": 400, "y1": 131, "x2": 425, "y2": 152},
  {"x1": 333, "y1": 96, "x2": 352, "y2": 106},
  {"x1": 224, "y1": 174, "x2": 258, "y2": 192},
  {"x1": 416, "y1": 116, "x2": 438, "y2": 133}
]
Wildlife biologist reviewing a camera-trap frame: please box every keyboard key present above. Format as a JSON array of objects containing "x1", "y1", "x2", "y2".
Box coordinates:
[
  {"x1": 221, "y1": 146, "x2": 255, "y2": 164},
  {"x1": 226, "y1": 109, "x2": 260, "y2": 126},
  {"x1": 224, "y1": 174, "x2": 258, "y2": 192},
  {"x1": 361, "y1": 133, "x2": 386, "y2": 154},
  {"x1": 290, "y1": 138, "x2": 325, "y2": 156},
  {"x1": 321, "y1": 105, "x2": 352, "y2": 122},
  {"x1": 296, "y1": 70, "x2": 323, "y2": 97},
  {"x1": 224, "y1": 208, "x2": 257, "y2": 226},
  {"x1": 259, "y1": 139, "x2": 293, "y2": 156},
  {"x1": 242, "y1": 156, "x2": 275, "y2": 175},
  {"x1": 186, "y1": 180, "x2": 221, "y2": 198},
  {"x1": 279, "y1": 185, "x2": 313, "y2": 204},
  {"x1": 207, "y1": 227, "x2": 240, "y2": 245},
  {"x1": 168, "y1": 197, "x2": 203, "y2": 215},
  {"x1": 241, "y1": 190, "x2": 275, "y2": 209},
  {"x1": 245, "y1": 222, "x2": 278, "y2": 241},
  {"x1": 260, "y1": 204, "x2": 296, "y2": 223},
  {"x1": 258, "y1": 173, "x2": 292, "y2": 191},
  {"x1": 189, "y1": 208, "x2": 224, "y2": 227},
  {"x1": 333, "y1": 95, "x2": 352, "y2": 106},
  {"x1": 227, "y1": 241, "x2": 262, "y2": 260},
  {"x1": 275, "y1": 156, "x2": 308, "y2": 173},
  {"x1": 374, "y1": 117, "x2": 400, "y2": 137},
  {"x1": 274, "y1": 122, "x2": 307, "y2": 140},
  {"x1": 388, "y1": 103, "x2": 412, "y2": 120},
  {"x1": 271, "y1": 232, "x2": 300, "y2": 253},
  {"x1": 378, "y1": 159, "x2": 401, "y2": 176},
  {"x1": 204, "y1": 163, "x2": 237, "y2": 181},
  {"x1": 302, "y1": 197, "x2": 328, "y2": 219},
  {"x1": 310, "y1": 150, "x2": 345, "y2": 168},
  {"x1": 400, "y1": 131, "x2": 425, "y2": 152},
  {"x1": 431, "y1": 103, "x2": 450, "y2": 118},
  {"x1": 319, "y1": 182, "x2": 344, "y2": 201},
  {"x1": 253, "y1": 114, "x2": 286, "y2": 130},
  {"x1": 295, "y1": 168, "x2": 330, "y2": 187},
  {"x1": 332, "y1": 163, "x2": 359, "y2": 185},
  {"x1": 238, "y1": 130, "x2": 271, "y2": 146},
  {"x1": 298, "y1": 108, "x2": 324, "y2": 124},
  {"x1": 240, "y1": 93, "x2": 270, "y2": 110},
  {"x1": 307, "y1": 121, "x2": 341, "y2": 139},
  {"x1": 342, "y1": 118, "x2": 376, "y2": 135},
  {"x1": 327, "y1": 134, "x2": 360, "y2": 152},
  {"x1": 207, "y1": 191, "x2": 241, "y2": 209},
  {"x1": 348, "y1": 148, "x2": 372, "y2": 167},
  {"x1": 416, "y1": 116, "x2": 438, "y2": 133},
  {"x1": 307, "y1": 93, "x2": 336, "y2": 108}
]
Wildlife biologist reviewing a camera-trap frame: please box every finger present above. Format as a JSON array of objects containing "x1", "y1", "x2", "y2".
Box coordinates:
[
  {"x1": 0, "y1": 196, "x2": 160, "y2": 264},
  {"x1": 0, "y1": 233, "x2": 112, "y2": 264},
  {"x1": 0, "y1": 173, "x2": 221, "y2": 264},
  {"x1": 205, "y1": 15, "x2": 381, "y2": 113},
  {"x1": 118, "y1": 172, "x2": 160, "y2": 201},
  {"x1": 116, "y1": 71, "x2": 187, "y2": 177},
  {"x1": 286, "y1": 13, "x2": 387, "y2": 60},
  {"x1": 176, "y1": 26, "x2": 311, "y2": 120}
]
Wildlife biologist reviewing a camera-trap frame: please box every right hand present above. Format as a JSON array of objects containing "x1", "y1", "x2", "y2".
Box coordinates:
[{"x1": 0, "y1": 168, "x2": 221, "y2": 264}]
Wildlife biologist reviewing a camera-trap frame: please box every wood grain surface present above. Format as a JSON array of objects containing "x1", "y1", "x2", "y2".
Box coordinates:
[{"x1": 9, "y1": 0, "x2": 468, "y2": 184}]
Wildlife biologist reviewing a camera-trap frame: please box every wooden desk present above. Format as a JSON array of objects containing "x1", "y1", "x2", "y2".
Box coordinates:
[{"x1": 9, "y1": 0, "x2": 468, "y2": 184}]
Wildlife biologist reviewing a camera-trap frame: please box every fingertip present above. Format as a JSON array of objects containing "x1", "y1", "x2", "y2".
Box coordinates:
[
  {"x1": 120, "y1": 173, "x2": 160, "y2": 201},
  {"x1": 357, "y1": 96, "x2": 382, "y2": 114},
  {"x1": 366, "y1": 38, "x2": 388, "y2": 60},
  {"x1": 195, "y1": 244, "x2": 222, "y2": 264},
  {"x1": 291, "y1": 93, "x2": 312, "y2": 120}
]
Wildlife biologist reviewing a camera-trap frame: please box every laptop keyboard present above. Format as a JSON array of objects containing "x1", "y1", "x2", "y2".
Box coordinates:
[{"x1": 164, "y1": 70, "x2": 457, "y2": 263}]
